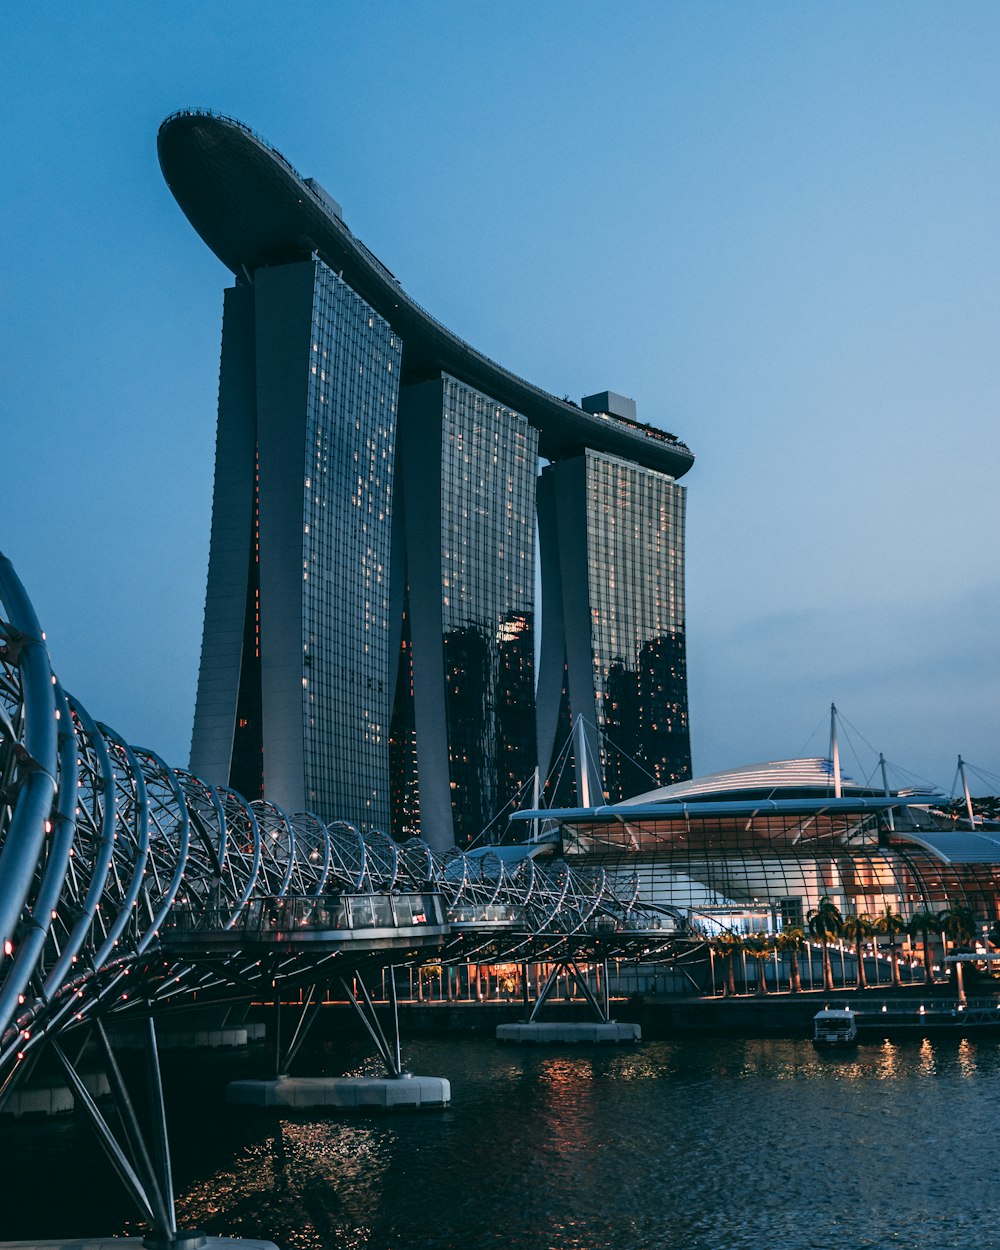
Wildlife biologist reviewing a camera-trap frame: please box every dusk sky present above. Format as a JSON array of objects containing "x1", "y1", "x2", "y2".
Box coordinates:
[{"x1": 3, "y1": 3, "x2": 999, "y2": 799}]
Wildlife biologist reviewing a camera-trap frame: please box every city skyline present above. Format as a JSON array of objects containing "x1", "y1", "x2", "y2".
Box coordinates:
[{"x1": 3, "y1": 5, "x2": 1000, "y2": 799}]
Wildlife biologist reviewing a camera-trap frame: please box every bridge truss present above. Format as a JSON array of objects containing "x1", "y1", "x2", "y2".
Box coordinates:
[{"x1": 0, "y1": 553, "x2": 679, "y2": 1098}]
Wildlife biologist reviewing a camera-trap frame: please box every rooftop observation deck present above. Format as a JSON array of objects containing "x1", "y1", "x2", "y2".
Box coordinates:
[{"x1": 157, "y1": 110, "x2": 694, "y2": 479}]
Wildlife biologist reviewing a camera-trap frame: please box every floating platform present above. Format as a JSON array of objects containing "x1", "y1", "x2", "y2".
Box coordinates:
[
  {"x1": 226, "y1": 1075, "x2": 450, "y2": 1109},
  {"x1": 1, "y1": 1072, "x2": 111, "y2": 1118},
  {"x1": 496, "y1": 1021, "x2": 641, "y2": 1044},
  {"x1": 110, "y1": 1026, "x2": 250, "y2": 1050}
]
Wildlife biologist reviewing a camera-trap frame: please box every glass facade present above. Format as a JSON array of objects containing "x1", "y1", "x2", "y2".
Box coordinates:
[
  {"x1": 211, "y1": 259, "x2": 401, "y2": 831},
  {"x1": 196, "y1": 272, "x2": 691, "y2": 844},
  {"x1": 538, "y1": 450, "x2": 691, "y2": 809},
  {"x1": 440, "y1": 377, "x2": 538, "y2": 842},
  {"x1": 389, "y1": 588, "x2": 420, "y2": 837},
  {"x1": 585, "y1": 451, "x2": 690, "y2": 801},
  {"x1": 300, "y1": 262, "x2": 400, "y2": 828},
  {"x1": 229, "y1": 447, "x2": 263, "y2": 801},
  {"x1": 391, "y1": 376, "x2": 538, "y2": 847},
  {"x1": 560, "y1": 807, "x2": 1000, "y2": 939}
]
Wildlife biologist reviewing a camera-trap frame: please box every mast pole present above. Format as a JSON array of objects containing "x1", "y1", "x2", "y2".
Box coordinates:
[
  {"x1": 830, "y1": 703, "x2": 842, "y2": 799},
  {"x1": 531, "y1": 767, "x2": 540, "y2": 842},
  {"x1": 958, "y1": 755, "x2": 976, "y2": 828},
  {"x1": 879, "y1": 752, "x2": 895, "y2": 832},
  {"x1": 576, "y1": 715, "x2": 592, "y2": 809}
]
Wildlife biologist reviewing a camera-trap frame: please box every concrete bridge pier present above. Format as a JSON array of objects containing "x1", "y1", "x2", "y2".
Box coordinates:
[
  {"x1": 0, "y1": 1070, "x2": 111, "y2": 1118},
  {"x1": 109, "y1": 1005, "x2": 255, "y2": 1052},
  {"x1": 496, "y1": 956, "x2": 641, "y2": 1045},
  {"x1": 226, "y1": 971, "x2": 450, "y2": 1110}
]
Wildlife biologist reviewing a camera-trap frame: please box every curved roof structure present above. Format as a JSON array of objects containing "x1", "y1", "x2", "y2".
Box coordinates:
[
  {"x1": 621, "y1": 757, "x2": 887, "y2": 804},
  {"x1": 891, "y1": 829, "x2": 1000, "y2": 865},
  {"x1": 157, "y1": 110, "x2": 694, "y2": 479}
]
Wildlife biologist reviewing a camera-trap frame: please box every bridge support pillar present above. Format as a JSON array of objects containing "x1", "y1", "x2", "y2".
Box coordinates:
[
  {"x1": 0, "y1": 1072, "x2": 110, "y2": 1118},
  {"x1": 497, "y1": 956, "x2": 641, "y2": 1044},
  {"x1": 228, "y1": 970, "x2": 450, "y2": 1109},
  {"x1": 109, "y1": 1006, "x2": 256, "y2": 1051},
  {"x1": 226, "y1": 1074, "x2": 450, "y2": 1109},
  {"x1": 41, "y1": 1015, "x2": 233, "y2": 1250},
  {"x1": 496, "y1": 1021, "x2": 640, "y2": 1044}
]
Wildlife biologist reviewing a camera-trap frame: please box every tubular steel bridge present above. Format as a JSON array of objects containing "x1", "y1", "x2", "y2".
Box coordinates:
[{"x1": 0, "y1": 551, "x2": 677, "y2": 1100}]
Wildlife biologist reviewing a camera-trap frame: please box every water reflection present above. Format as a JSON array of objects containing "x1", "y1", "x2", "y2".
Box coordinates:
[
  {"x1": 918, "y1": 1038, "x2": 937, "y2": 1077},
  {"x1": 957, "y1": 1038, "x2": 978, "y2": 1077},
  {"x1": 176, "y1": 1118, "x2": 393, "y2": 1250},
  {"x1": 876, "y1": 1038, "x2": 900, "y2": 1079},
  {"x1": 7, "y1": 1034, "x2": 1000, "y2": 1249}
]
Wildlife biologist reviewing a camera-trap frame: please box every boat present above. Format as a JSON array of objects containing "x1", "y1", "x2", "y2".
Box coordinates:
[{"x1": 813, "y1": 1007, "x2": 858, "y2": 1047}]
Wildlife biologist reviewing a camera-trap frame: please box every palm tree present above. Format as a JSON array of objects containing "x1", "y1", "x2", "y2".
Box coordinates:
[
  {"x1": 908, "y1": 909, "x2": 941, "y2": 985},
  {"x1": 940, "y1": 901, "x2": 977, "y2": 948},
  {"x1": 776, "y1": 927, "x2": 806, "y2": 993},
  {"x1": 939, "y1": 901, "x2": 978, "y2": 998},
  {"x1": 841, "y1": 913, "x2": 873, "y2": 989},
  {"x1": 807, "y1": 896, "x2": 843, "y2": 991},
  {"x1": 745, "y1": 934, "x2": 774, "y2": 994},
  {"x1": 711, "y1": 930, "x2": 742, "y2": 997},
  {"x1": 874, "y1": 905, "x2": 908, "y2": 987}
]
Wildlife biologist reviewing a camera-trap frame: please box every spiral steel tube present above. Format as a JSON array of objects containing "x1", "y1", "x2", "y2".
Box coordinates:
[{"x1": 0, "y1": 553, "x2": 664, "y2": 1093}]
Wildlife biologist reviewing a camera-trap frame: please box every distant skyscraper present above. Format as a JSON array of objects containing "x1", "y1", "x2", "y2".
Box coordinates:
[{"x1": 159, "y1": 110, "x2": 695, "y2": 845}]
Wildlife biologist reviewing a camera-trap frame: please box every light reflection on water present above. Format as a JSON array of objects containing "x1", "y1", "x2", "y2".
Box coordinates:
[
  {"x1": 177, "y1": 1120, "x2": 393, "y2": 1250},
  {"x1": 5, "y1": 1033, "x2": 1000, "y2": 1249}
]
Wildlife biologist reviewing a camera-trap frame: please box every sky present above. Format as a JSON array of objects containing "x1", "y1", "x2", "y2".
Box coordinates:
[{"x1": 2, "y1": 2, "x2": 999, "y2": 800}]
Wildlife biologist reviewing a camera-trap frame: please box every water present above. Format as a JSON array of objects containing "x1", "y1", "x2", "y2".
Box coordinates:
[{"x1": 3, "y1": 1032, "x2": 999, "y2": 1249}]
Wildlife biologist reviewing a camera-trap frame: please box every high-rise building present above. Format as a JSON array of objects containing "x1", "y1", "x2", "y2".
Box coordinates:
[
  {"x1": 158, "y1": 110, "x2": 695, "y2": 845},
  {"x1": 188, "y1": 258, "x2": 400, "y2": 828},
  {"x1": 536, "y1": 437, "x2": 690, "y2": 808},
  {"x1": 392, "y1": 376, "x2": 538, "y2": 847}
]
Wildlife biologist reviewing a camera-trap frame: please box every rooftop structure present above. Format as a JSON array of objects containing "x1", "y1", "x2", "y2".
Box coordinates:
[
  {"x1": 623, "y1": 757, "x2": 896, "y2": 804},
  {"x1": 158, "y1": 111, "x2": 694, "y2": 479}
]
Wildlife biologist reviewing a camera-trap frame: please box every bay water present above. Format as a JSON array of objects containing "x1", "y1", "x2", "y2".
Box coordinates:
[{"x1": 3, "y1": 1031, "x2": 996, "y2": 1250}]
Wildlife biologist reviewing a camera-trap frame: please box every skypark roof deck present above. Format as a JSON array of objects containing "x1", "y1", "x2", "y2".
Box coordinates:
[{"x1": 157, "y1": 109, "x2": 694, "y2": 478}]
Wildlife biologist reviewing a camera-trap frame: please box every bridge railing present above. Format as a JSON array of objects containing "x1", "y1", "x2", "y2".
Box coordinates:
[
  {"x1": 447, "y1": 903, "x2": 524, "y2": 927},
  {"x1": 163, "y1": 891, "x2": 446, "y2": 938}
]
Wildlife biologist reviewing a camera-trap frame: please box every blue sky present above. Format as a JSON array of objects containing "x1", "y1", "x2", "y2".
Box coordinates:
[{"x1": 3, "y1": 3, "x2": 999, "y2": 798}]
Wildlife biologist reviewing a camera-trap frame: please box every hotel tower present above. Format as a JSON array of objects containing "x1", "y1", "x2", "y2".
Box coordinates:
[{"x1": 158, "y1": 110, "x2": 695, "y2": 849}]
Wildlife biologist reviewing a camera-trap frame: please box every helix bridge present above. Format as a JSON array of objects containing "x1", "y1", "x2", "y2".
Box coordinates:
[{"x1": 0, "y1": 551, "x2": 676, "y2": 1110}]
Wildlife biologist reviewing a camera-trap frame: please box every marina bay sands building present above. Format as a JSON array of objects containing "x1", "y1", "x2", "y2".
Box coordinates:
[{"x1": 158, "y1": 110, "x2": 695, "y2": 849}]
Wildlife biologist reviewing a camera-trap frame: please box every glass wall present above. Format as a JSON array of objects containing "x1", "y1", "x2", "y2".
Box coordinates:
[
  {"x1": 585, "y1": 451, "x2": 690, "y2": 799},
  {"x1": 300, "y1": 261, "x2": 401, "y2": 829},
  {"x1": 438, "y1": 377, "x2": 538, "y2": 844}
]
